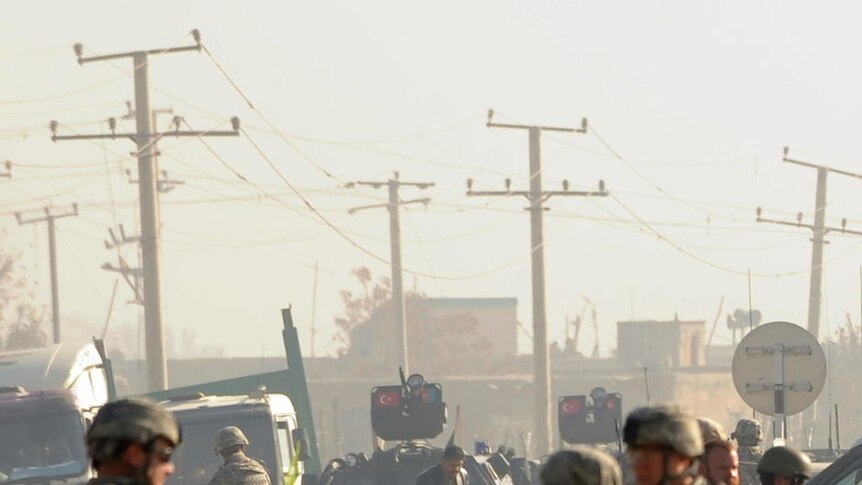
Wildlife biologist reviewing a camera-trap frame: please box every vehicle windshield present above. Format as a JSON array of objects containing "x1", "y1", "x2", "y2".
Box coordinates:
[
  {"x1": 0, "y1": 411, "x2": 87, "y2": 483},
  {"x1": 169, "y1": 412, "x2": 278, "y2": 484}
]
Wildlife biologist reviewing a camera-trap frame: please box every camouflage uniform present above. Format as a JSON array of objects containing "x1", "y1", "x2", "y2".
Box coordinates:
[
  {"x1": 209, "y1": 426, "x2": 272, "y2": 485},
  {"x1": 731, "y1": 420, "x2": 762, "y2": 485},
  {"x1": 85, "y1": 397, "x2": 182, "y2": 485},
  {"x1": 209, "y1": 453, "x2": 272, "y2": 485},
  {"x1": 87, "y1": 479, "x2": 140, "y2": 485},
  {"x1": 541, "y1": 445, "x2": 623, "y2": 485}
]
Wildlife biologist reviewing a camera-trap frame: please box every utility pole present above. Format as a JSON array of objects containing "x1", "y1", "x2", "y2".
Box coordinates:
[
  {"x1": 467, "y1": 110, "x2": 607, "y2": 456},
  {"x1": 347, "y1": 172, "x2": 434, "y2": 375},
  {"x1": 122, "y1": 104, "x2": 185, "y2": 193},
  {"x1": 15, "y1": 204, "x2": 79, "y2": 344},
  {"x1": 310, "y1": 261, "x2": 319, "y2": 359},
  {"x1": 757, "y1": 147, "x2": 862, "y2": 339},
  {"x1": 103, "y1": 224, "x2": 144, "y2": 305},
  {"x1": 50, "y1": 31, "x2": 240, "y2": 391}
]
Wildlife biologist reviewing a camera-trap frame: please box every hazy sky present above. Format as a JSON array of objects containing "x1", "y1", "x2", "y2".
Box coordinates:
[{"x1": 3, "y1": 1, "x2": 862, "y2": 361}]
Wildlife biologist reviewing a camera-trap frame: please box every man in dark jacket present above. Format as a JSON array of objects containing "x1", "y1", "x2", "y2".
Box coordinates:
[{"x1": 417, "y1": 445, "x2": 469, "y2": 485}]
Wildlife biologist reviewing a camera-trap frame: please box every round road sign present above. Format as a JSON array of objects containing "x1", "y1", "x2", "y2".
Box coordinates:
[{"x1": 731, "y1": 321, "x2": 826, "y2": 416}]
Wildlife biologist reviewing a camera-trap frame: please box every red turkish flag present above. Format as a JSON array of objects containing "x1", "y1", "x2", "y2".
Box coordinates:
[
  {"x1": 560, "y1": 398, "x2": 582, "y2": 415},
  {"x1": 375, "y1": 390, "x2": 401, "y2": 407}
]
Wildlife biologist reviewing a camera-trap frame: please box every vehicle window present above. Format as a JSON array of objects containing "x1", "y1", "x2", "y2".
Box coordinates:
[
  {"x1": 169, "y1": 414, "x2": 277, "y2": 485},
  {"x1": 276, "y1": 421, "x2": 293, "y2": 472},
  {"x1": 833, "y1": 468, "x2": 862, "y2": 485},
  {"x1": 0, "y1": 411, "x2": 87, "y2": 482}
]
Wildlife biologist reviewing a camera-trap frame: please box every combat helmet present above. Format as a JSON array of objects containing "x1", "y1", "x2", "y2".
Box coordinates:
[
  {"x1": 756, "y1": 446, "x2": 812, "y2": 482},
  {"x1": 214, "y1": 426, "x2": 250, "y2": 455},
  {"x1": 732, "y1": 419, "x2": 763, "y2": 447},
  {"x1": 698, "y1": 417, "x2": 726, "y2": 444},
  {"x1": 86, "y1": 397, "x2": 181, "y2": 465},
  {"x1": 623, "y1": 405, "x2": 703, "y2": 458},
  {"x1": 541, "y1": 446, "x2": 623, "y2": 485}
]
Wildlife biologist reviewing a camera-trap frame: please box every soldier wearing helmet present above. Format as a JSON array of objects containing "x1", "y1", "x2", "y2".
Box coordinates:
[
  {"x1": 731, "y1": 419, "x2": 763, "y2": 485},
  {"x1": 755, "y1": 447, "x2": 812, "y2": 485},
  {"x1": 541, "y1": 446, "x2": 623, "y2": 485},
  {"x1": 698, "y1": 418, "x2": 727, "y2": 445},
  {"x1": 622, "y1": 405, "x2": 705, "y2": 485},
  {"x1": 85, "y1": 397, "x2": 182, "y2": 485},
  {"x1": 731, "y1": 420, "x2": 763, "y2": 461},
  {"x1": 209, "y1": 426, "x2": 271, "y2": 485}
]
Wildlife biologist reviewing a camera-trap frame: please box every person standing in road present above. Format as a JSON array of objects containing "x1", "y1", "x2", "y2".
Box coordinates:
[
  {"x1": 731, "y1": 419, "x2": 763, "y2": 485},
  {"x1": 541, "y1": 445, "x2": 623, "y2": 485},
  {"x1": 701, "y1": 440, "x2": 740, "y2": 485},
  {"x1": 622, "y1": 404, "x2": 705, "y2": 485},
  {"x1": 416, "y1": 445, "x2": 470, "y2": 485},
  {"x1": 84, "y1": 397, "x2": 182, "y2": 485},
  {"x1": 755, "y1": 447, "x2": 812, "y2": 485},
  {"x1": 210, "y1": 426, "x2": 272, "y2": 485}
]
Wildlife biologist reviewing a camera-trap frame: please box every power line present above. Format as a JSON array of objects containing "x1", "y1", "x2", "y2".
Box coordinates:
[
  {"x1": 199, "y1": 43, "x2": 340, "y2": 182},
  {"x1": 609, "y1": 192, "x2": 862, "y2": 278},
  {"x1": 0, "y1": 73, "x2": 128, "y2": 105}
]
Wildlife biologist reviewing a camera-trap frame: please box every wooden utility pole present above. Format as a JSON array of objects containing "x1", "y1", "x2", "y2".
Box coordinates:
[
  {"x1": 347, "y1": 173, "x2": 434, "y2": 375},
  {"x1": 467, "y1": 110, "x2": 607, "y2": 456},
  {"x1": 15, "y1": 204, "x2": 79, "y2": 343},
  {"x1": 757, "y1": 147, "x2": 862, "y2": 339},
  {"x1": 50, "y1": 31, "x2": 240, "y2": 391}
]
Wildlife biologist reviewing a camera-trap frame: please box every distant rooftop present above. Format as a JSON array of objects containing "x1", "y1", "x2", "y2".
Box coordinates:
[
  {"x1": 619, "y1": 314, "x2": 706, "y2": 325},
  {"x1": 425, "y1": 297, "x2": 517, "y2": 307}
]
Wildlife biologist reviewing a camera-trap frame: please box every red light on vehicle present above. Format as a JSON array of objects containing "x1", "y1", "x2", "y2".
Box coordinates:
[{"x1": 560, "y1": 398, "x2": 582, "y2": 415}]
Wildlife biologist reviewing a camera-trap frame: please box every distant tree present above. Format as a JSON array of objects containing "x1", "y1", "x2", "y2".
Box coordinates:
[
  {"x1": 0, "y1": 231, "x2": 48, "y2": 350},
  {"x1": 5, "y1": 305, "x2": 48, "y2": 350},
  {"x1": 334, "y1": 267, "x2": 496, "y2": 375},
  {"x1": 813, "y1": 318, "x2": 862, "y2": 448}
]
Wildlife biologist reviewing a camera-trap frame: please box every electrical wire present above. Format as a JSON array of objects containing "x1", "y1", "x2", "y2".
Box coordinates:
[
  {"x1": 199, "y1": 43, "x2": 340, "y2": 182},
  {"x1": 0, "y1": 73, "x2": 128, "y2": 105},
  {"x1": 240, "y1": 125, "x2": 579, "y2": 280},
  {"x1": 609, "y1": 193, "x2": 862, "y2": 277},
  {"x1": 403, "y1": 206, "x2": 442, "y2": 294}
]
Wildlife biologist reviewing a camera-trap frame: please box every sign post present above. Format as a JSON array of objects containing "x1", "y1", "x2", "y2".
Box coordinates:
[{"x1": 732, "y1": 321, "x2": 826, "y2": 444}]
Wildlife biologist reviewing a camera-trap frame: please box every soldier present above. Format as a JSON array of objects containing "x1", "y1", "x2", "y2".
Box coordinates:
[
  {"x1": 84, "y1": 397, "x2": 182, "y2": 485},
  {"x1": 416, "y1": 445, "x2": 470, "y2": 485},
  {"x1": 698, "y1": 418, "x2": 727, "y2": 444},
  {"x1": 622, "y1": 404, "x2": 704, "y2": 485},
  {"x1": 755, "y1": 447, "x2": 812, "y2": 485},
  {"x1": 731, "y1": 420, "x2": 763, "y2": 463},
  {"x1": 209, "y1": 426, "x2": 272, "y2": 485},
  {"x1": 700, "y1": 440, "x2": 739, "y2": 485},
  {"x1": 541, "y1": 445, "x2": 623, "y2": 485},
  {"x1": 731, "y1": 420, "x2": 763, "y2": 485}
]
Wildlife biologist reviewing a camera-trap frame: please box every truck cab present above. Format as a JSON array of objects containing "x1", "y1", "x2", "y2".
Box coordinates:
[
  {"x1": 0, "y1": 342, "x2": 110, "y2": 484},
  {"x1": 162, "y1": 391, "x2": 311, "y2": 485}
]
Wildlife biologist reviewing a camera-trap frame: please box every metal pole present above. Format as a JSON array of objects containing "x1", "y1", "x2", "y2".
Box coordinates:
[
  {"x1": 527, "y1": 127, "x2": 552, "y2": 456},
  {"x1": 774, "y1": 344, "x2": 786, "y2": 441},
  {"x1": 311, "y1": 261, "x2": 319, "y2": 358},
  {"x1": 807, "y1": 168, "x2": 828, "y2": 339},
  {"x1": 133, "y1": 52, "x2": 168, "y2": 391},
  {"x1": 388, "y1": 174, "x2": 409, "y2": 375},
  {"x1": 47, "y1": 216, "x2": 60, "y2": 343}
]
